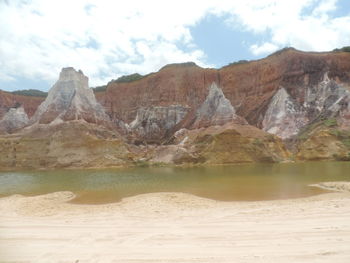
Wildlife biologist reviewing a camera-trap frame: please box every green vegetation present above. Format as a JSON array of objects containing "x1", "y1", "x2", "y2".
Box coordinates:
[
  {"x1": 323, "y1": 118, "x2": 337, "y2": 127},
  {"x1": 333, "y1": 46, "x2": 350, "y2": 52},
  {"x1": 92, "y1": 85, "x2": 107, "y2": 92},
  {"x1": 11, "y1": 89, "x2": 47, "y2": 97},
  {"x1": 333, "y1": 152, "x2": 350, "y2": 161},
  {"x1": 266, "y1": 134, "x2": 276, "y2": 142},
  {"x1": 161, "y1": 62, "x2": 197, "y2": 70},
  {"x1": 109, "y1": 73, "x2": 144, "y2": 84},
  {"x1": 298, "y1": 118, "x2": 339, "y2": 140},
  {"x1": 297, "y1": 121, "x2": 321, "y2": 140},
  {"x1": 297, "y1": 133, "x2": 309, "y2": 140},
  {"x1": 253, "y1": 138, "x2": 263, "y2": 146},
  {"x1": 330, "y1": 129, "x2": 341, "y2": 137},
  {"x1": 225, "y1": 60, "x2": 249, "y2": 67},
  {"x1": 343, "y1": 139, "x2": 350, "y2": 148},
  {"x1": 268, "y1": 47, "x2": 296, "y2": 57},
  {"x1": 330, "y1": 128, "x2": 350, "y2": 148}
]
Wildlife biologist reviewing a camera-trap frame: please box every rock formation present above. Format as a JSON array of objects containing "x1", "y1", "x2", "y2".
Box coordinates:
[
  {"x1": 0, "y1": 68, "x2": 131, "y2": 170},
  {"x1": 1, "y1": 48, "x2": 350, "y2": 169},
  {"x1": 0, "y1": 121, "x2": 131, "y2": 169},
  {"x1": 262, "y1": 72, "x2": 350, "y2": 139},
  {"x1": 0, "y1": 90, "x2": 44, "y2": 120},
  {"x1": 192, "y1": 82, "x2": 246, "y2": 128},
  {"x1": 0, "y1": 107, "x2": 29, "y2": 133},
  {"x1": 147, "y1": 123, "x2": 290, "y2": 165},
  {"x1": 262, "y1": 87, "x2": 308, "y2": 139},
  {"x1": 129, "y1": 104, "x2": 189, "y2": 143},
  {"x1": 30, "y1": 67, "x2": 109, "y2": 125}
]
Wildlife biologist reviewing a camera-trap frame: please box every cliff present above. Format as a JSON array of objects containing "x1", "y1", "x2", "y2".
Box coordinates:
[
  {"x1": 100, "y1": 49, "x2": 350, "y2": 138},
  {"x1": 0, "y1": 68, "x2": 130, "y2": 169},
  {"x1": 1, "y1": 48, "x2": 350, "y2": 169},
  {"x1": 30, "y1": 67, "x2": 109, "y2": 125},
  {"x1": 0, "y1": 107, "x2": 29, "y2": 133},
  {"x1": 0, "y1": 121, "x2": 131, "y2": 169},
  {"x1": 0, "y1": 90, "x2": 44, "y2": 120}
]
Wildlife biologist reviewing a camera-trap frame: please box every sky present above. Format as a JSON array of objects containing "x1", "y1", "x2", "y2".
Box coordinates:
[{"x1": 0, "y1": 0, "x2": 349, "y2": 91}]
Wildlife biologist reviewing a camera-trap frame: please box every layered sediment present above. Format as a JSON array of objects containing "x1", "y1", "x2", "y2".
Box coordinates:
[
  {"x1": 30, "y1": 67, "x2": 109, "y2": 125},
  {"x1": 1, "y1": 49, "x2": 350, "y2": 169}
]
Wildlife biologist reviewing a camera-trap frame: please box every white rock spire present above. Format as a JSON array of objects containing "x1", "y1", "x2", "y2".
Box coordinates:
[{"x1": 30, "y1": 67, "x2": 108, "y2": 125}]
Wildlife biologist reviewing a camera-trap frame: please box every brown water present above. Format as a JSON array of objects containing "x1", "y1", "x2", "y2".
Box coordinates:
[{"x1": 0, "y1": 162, "x2": 349, "y2": 204}]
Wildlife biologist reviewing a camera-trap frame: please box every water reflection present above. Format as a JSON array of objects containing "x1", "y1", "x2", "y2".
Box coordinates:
[{"x1": 0, "y1": 162, "x2": 349, "y2": 204}]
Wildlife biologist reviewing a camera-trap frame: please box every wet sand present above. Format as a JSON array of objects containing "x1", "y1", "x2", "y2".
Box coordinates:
[{"x1": 0, "y1": 182, "x2": 350, "y2": 263}]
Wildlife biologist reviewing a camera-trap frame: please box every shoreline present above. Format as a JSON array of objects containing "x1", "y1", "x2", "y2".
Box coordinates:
[
  {"x1": 1, "y1": 182, "x2": 350, "y2": 262},
  {"x1": 0, "y1": 159, "x2": 346, "y2": 173}
]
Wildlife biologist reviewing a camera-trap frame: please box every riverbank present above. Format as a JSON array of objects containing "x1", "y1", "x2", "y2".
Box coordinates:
[{"x1": 0, "y1": 183, "x2": 350, "y2": 262}]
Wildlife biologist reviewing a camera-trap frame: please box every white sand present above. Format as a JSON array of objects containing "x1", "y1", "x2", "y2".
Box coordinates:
[{"x1": 1, "y1": 184, "x2": 350, "y2": 263}]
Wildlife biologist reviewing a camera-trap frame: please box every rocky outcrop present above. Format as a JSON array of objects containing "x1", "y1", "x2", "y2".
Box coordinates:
[
  {"x1": 192, "y1": 82, "x2": 246, "y2": 128},
  {"x1": 100, "y1": 49, "x2": 350, "y2": 138},
  {"x1": 0, "y1": 90, "x2": 44, "y2": 120},
  {"x1": 146, "y1": 122, "x2": 290, "y2": 165},
  {"x1": 0, "y1": 107, "x2": 29, "y2": 133},
  {"x1": 129, "y1": 104, "x2": 189, "y2": 143},
  {"x1": 103, "y1": 63, "x2": 219, "y2": 126},
  {"x1": 262, "y1": 72, "x2": 350, "y2": 139},
  {"x1": 1, "y1": 49, "x2": 350, "y2": 168},
  {"x1": 303, "y1": 72, "x2": 350, "y2": 120},
  {"x1": 30, "y1": 67, "x2": 109, "y2": 125},
  {"x1": 296, "y1": 127, "x2": 350, "y2": 161},
  {"x1": 262, "y1": 88, "x2": 308, "y2": 139},
  {"x1": 0, "y1": 121, "x2": 132, "y2": 170}
]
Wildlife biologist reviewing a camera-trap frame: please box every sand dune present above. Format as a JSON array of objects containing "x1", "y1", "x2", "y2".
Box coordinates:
[{"x1": 1, "y1": 187, "x2": 350, "y2": 263}]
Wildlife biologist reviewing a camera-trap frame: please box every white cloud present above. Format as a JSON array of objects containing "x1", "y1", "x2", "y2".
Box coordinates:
[
  {"x1": 221, "y1": 0, "x2": 350, "y2": 54},
  {"x1": 0, "y1": 0, "x2": 213, "y2": 87},
  {"x1": 250, "y1": 42, "x2": 279, "y2": 56},
  {"x1": 0, "y1": 0, "x2": 349, "y2": 88}
]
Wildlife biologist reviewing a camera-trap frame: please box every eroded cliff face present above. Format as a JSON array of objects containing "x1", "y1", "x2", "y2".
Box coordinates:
[
  {"x1": 148, "y1": 123, "x2": 290, "y2": 165},
  {"x1": 129, "y1": 104, "x2": 189, "y2": 143},
  {"x1": 103, "y1": 63, "x2": 219, "y2": 125},
  {"x1": 192, "y1": 82, "x2": 246, "y2": 128},
  {"x1": 1, "y1": 49, "x2": 350, "y2": 168},
  {"x1": 295, "y1": 121, "x2": 350, "y2": 161},
  {"x1": 99, "y1": 49, "x2": 350, "y2": 136},
  {"x1": 0, "y1": 90, "x2": 44, "y2": 119},
  {"x1": 127, "y1": 82, "x2": 246, "y2": 143},
  {"x1": 262, "y1": 72, "x2": 350, "y2": 139},
  {"x1": 0, "y1": 121, "x2": 131, "y2": 169},
  {"x1": 0, "y1": 68, "x2": 132, "y2": 170},
  {"x1": 0, "y1": 107, "x2": 29, "y2": 133},
  {"x1": 31, "y1": 67, "x2": 109, "y2": 125},
  {"x1": 262, "y1": 87, "x2": 308, "y2": 139}
]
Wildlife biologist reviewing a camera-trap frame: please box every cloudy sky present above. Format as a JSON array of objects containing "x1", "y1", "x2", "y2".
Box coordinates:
[{"x1": 0, "y1": 0, "x2": 349, "y2": 91}]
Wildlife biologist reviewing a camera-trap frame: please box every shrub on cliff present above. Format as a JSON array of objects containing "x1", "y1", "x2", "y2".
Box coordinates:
[
  {"x1": 109, "y1": 73, "x2": 144, "y2": 84},
  {"x1": 225, "y1": 60, "x2": 249, "y2": 67},
  {"x1": 333, "y1": 46, "x2": 350, "y2": 52},
  {"x1": 11, "y1": 89, "x2": 47, "y2": 97},
  {"x1": 92, "y1": 85, "x2": 107, "y2": 92}
]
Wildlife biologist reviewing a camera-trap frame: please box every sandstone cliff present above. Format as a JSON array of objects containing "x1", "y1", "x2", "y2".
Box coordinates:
[
  {"x1": 148, "y1": 123, "x2": 289, "y2": 165},
  {"x1": 0, "y1": 121, "x2": 131, "y2": 169},
  {"x1": 1, "y1": 48, "x2": 350, "y2": 169},
  {"x1": 0, "y1": 68, "x2": 130, "y2": 170},
  {"x1": 100, "y1": 49, "x2": 350, "y2": 139},
  {"x1": 0, "y1": 107, "x2": 29, "y2": 133},
  {"x1": 30, "y1": 67, "x2": 109, "y2": 125},
  {"x1": 191, "y1": 82, "x2": 246, "y2": 128},
  {"x1": 0, "y1": 90, "x2": 44, "y2": 120}
]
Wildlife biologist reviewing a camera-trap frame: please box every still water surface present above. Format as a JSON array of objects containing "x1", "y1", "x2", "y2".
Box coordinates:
[{"x1": 0, "y1": 162, "x2": 349, "y2": 204}]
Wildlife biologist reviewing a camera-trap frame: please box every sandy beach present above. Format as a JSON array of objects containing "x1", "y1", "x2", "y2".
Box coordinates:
[{"x1": 1, "y1": 182, "x2": 350, "y2": 263}]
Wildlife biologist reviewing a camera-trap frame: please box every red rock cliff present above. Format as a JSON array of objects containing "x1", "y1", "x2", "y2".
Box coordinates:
[
  {"x1": 0, "y1": 90, "x2": 44, "y2": 119},
  {"x1": 100, "y1": 49, "x2": 350, "y2": 130}
]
